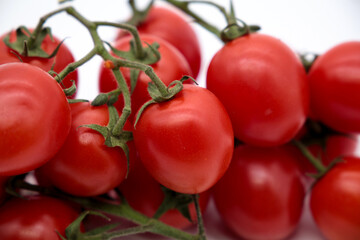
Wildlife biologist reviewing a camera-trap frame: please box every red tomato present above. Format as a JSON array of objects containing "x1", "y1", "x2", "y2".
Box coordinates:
[
  {"x1": 308, "y1": 41, "x2": 360, "y2": 133},
  {"x1": 117, "y1": 6, "x2": 201, "y2": 78},
  {"x1": 134, "y1": 84, "x2": 234, "y2": 194},
  {"x1": 0, "y1": 195, "x2": 80, "y2": 240},
  {"x1": 0, "y1": 63, "x2": 71, "y2": 176},
  {"x1": 310, "y1": 156, "x2": 360, "y2": 240},
  {"x1": 213, "y1": 145, "x2": 305, "y2": 240},
  {"x1": 99, "y1": 34, "x2": 192, "y2": 122},
  {"x1": 207, "y1": 33, "x2": 309, "y2": 146},
  {"x1": 0, "y1": 29, "x2": 78, "y2": 97},
  {"x1": 37, "y1": 102, "x2": 135, "y2": 196},
  {"x1": 118, "y1": 152, "x2": 210, "y2": 229}
]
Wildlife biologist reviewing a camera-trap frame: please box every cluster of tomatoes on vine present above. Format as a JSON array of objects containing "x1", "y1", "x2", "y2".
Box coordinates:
[{"x1": 0, "y1": 0, "x2": 360, "y2": 240}]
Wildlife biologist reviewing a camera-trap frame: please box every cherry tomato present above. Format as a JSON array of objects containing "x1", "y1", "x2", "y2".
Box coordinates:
[
  {"x1": 213, "y1": 145, "x2": 305, "y2": 240},
  {"x1": 99, "y1": 34, "x2": 192, "y2": 122},
  {"x1": 0, "y1": 63, "x2": 71, "y2": 176},
  {"x1": 37, "y1": 102, "x2": 135, "y2": 196},
  {"x1": 207, "y1": 33, "x2": 309, "y2": 146},
  {"x1": 308, "y1": 41, "x2": 360, "y2": 133},
  {"x1": 0, "y1": 29, "x2": 78, "y2": 97},
  {"x1": 134, "y1": 84, "x2": 234, "y2": 194},
  {"x1": 118, "y1": 152, "x2": 210, "y2": 229},
  {"x1": 117, "y1": 6, "x2": 201, "y2": 78},
  {"x1": 310, "y1": 156, "x2": 360, "y2": 240},
  {"x1": 0, "y1": 195, "x2": 80, "y2": 240}
]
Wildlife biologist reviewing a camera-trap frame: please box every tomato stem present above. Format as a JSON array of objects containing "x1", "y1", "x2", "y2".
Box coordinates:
[
  {"x1": 292, "y1": 140, "x2": 327, "y2": 176},
  {"x1": 193, "y1": 194, "x2": 207, "y2": 240}
]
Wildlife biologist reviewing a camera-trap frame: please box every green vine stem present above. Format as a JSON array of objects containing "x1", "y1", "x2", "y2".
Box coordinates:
[
  {"x1": 27, "y1": 6, "x2": 170, "y2": 137},
  {"x1": 292, "y1": 140, "x2": 327, "y2": 177},
  {"x1": 163, "y1": 0, "x2": 260, "y2": 42},
  {"x1": 10, "y1": 179, "x2": 200, "y2": 240},
  {"x1": 193, "y1": 194, "x2": 206, "y2": 240}
]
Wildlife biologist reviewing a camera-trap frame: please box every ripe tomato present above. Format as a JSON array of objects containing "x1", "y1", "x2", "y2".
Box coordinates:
[
  {"x1": 207, "y1": 33, "x2": 309, "y2": 146},
  {"x1": 99, "y1": 34, "x2": 192, "y2": 122},
  {"x1": 0, "y1": 63, "x2": 71, "y2": 176},
  {"x1": 213, "y1": 145, "x2": 305, "y2": 240},
  {"x1": 0, "y1": 195, "x2": 80, "y2": 240},
  {"x1": 134, "y1": 84, "x2": 234, "y2": 194},
  {"x1": 310, "y1": 156, "x2": 360, "y2": 240},
  {"x1": 118, "y1": 152, "x2": 210, "y2": 229},
  {"x1": 0, "y1": 29, "x2": 78, "y2": 97},
  {"x1": 308, "y1": 41, "x2": 360, "y2": 133},
  {"x1": 117, "y1": 6, "x2": 201, "y2": 78},
  {"x1": 37, "y1": 102, "x2": 135, "y2": 196}
]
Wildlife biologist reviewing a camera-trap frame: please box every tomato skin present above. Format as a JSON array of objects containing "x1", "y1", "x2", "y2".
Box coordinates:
[
  {"x1": 134, "y1": 84, "x2": 234, "y2": 194},
  {"x1": 308, "y1": 41, "x2": 360, "y2": 133},
  {"x1": 0, "y1": 63, "x2": 71, "y2": 176},
  {"x1": 0, "y1": 29, "x2": 78, "y2": 97},
  {"x1": 206, "y1": 33, "x2": 308, "y2": 146},
  {"x1": 99, "y1": 34, "x2": 192, "y2": 122},
  {"x1": 37, "y1": 102, "x2": 134, "y2": 196},
  {"x1": 213, "y1": 145, "x2": 305, "y2": 240},
  {"x1": 310, "y1": 157, "x2": 360, "y2": 240},
  {"x1": 118, "y1": 152, "x2": 210, "y2": 229},
  {"x1": 0, "y1": 195, "x2": 80, "y2": 240},
  {"x1": 117, "y1": 7, "x2": 201, "y2": 78}
]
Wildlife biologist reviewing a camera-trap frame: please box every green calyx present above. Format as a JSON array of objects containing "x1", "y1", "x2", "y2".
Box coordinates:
[
  {"x1": 3, "y1": 26, "x2": 64, "y2": 58},
  {"x1": 134, "y1": 76, "x2": 196, "y2": 127},
  {"x1": 81, "y1": 106, "x2": 133, "y2": 178},
  {"x1": 153, "y1": 186, "x2": 194, "y2": 222}
]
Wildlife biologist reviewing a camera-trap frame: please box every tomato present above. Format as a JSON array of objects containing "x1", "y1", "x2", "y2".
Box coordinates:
[
  {"x1": 0, "y1": 195, "x2": 80, "y2": 240},
  {"x1": 117, "y1": 6, "x2": 201, "y2": 78},
  {"x1": 206, "y1": 33, "x2": 309, "y2": 146},
  {"x1": 310, "y1": 156, "x2": 360, "y2": 240},
  {"x1": 308, "y1": 41, "x2": 360, "y2": 133},
  {"x1": 37, "y1": 102, "x2": 135, "y2": 196},
  {"x1": 118, "y1": 152, "x2": 210, "y2": 229},
  {"x1": 0, "y1": 63, "x2": 71, "y2": 176},
  {"x1": 99, "y1": 34, "x2": 192, "y2": 122},
  {"x1": 0, "y1": 29, "x2": 78, "y2": 97},
  {"x1": 133, "y1": 84, "x2": 234, "y2": 194},
  {"x1": 213, "y1": 145, "x2": 305, "y2": 240}
]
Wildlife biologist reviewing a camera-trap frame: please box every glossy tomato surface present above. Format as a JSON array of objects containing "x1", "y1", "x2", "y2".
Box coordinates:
[
  {"x1": 37, "y1": 102, "x2": 134, "y2": 196},
  {"x1": 310, "y1": 156, "x2": 360, "y2": 240},
  {"x1": 99, "y1": 34, "x2": 192, "y2": 122},
  {"x1": 308, "y1": 41, "x2": 360, "y2": 133},
  {"x1": 0, "y1": 63, "x2": 71, "y2": 176},
  {"x1": 118, "y1": 153, "x2": 210, "y2": 229},
  {"x1": 207, "y1": 33, "x2": 309, "y2": 146},
  {"x1": 0, "y1": 195, "x2": 80, "y2": 240},
  {"x1": 213, "y1": 145, "x2": 305, "y2": 240},
  {"x1": 134, "y1": 85, "x2": 234, "y2": 194},
  {"x1": 117, "y1": 6, "x2": 201, "y2": 78},
  {"x1": 0, "y1": 29, "x2": 78, "y2": 97}
]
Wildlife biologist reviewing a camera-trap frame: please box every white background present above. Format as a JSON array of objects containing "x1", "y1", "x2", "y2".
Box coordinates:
[{"x1": 1, "y1": 0, "x2": 360, "y2": 239}]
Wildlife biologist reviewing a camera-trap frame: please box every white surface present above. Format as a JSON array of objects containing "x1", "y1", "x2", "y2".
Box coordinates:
[{"x1": 1, "y1": 1, "x2": 360, "y2": 239}]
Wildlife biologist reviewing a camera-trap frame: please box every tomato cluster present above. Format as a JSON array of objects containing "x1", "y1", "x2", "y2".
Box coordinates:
[{"x1": 0, "y1": 1, "x2": 359, "y2": 240}]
